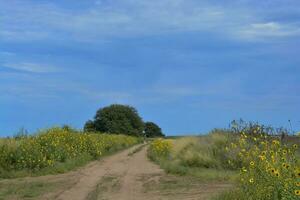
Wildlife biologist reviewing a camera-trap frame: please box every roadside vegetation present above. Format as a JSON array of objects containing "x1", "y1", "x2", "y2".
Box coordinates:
[
  {"x1": 0, "y1": 127, "x2": 140, "y2": 178},
  {"x1": 214, "y1": 129, "x2": 300, "y2": 199},
  {"x1": 148, "y1": 132, "x2": 238, "y2": 181},
  {"x1": 149, "y1": 121, "x2": 300, "y2": 200},
  {"x1": 0, "y1": 104, "x2": 164, "y2": 179},
  {"x1": 0, "y1": 178, "x2": 70, "y2": 200}
]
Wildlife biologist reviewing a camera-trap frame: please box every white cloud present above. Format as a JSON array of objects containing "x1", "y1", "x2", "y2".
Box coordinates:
[
  {"x1": 0, "y1": 0, "x2": 299, "y2": 42},
  {"x1": 237, "y1": 22, "x2": 300, "y2": 40},
  {"x1": 2, "y1": 62, "x2": 60, "y2": 73}
]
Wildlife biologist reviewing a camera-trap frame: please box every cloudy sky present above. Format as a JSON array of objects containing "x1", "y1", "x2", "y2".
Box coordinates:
[{"x1": 1, "y1": 0, "x2": 300, "y2": 136}]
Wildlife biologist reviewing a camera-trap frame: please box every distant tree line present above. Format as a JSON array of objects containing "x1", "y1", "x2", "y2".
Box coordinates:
[{"x1": 84, "y1": 104, "x2": 165, "y2": 138}]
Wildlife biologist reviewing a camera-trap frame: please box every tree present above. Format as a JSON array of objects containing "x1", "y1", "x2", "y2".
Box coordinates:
[
  {"x1": 144, "y1": 122, "x2": 164, "y2": 138},
  {"x1": 84, "y1": 120, "x2": 96, "y2": 132},
  {"x1": 62, "y1": 125, "x2": 77, "y2": 132},
  {"x1": 86, "y1": 104, "x2": 144, "y2": 136}
]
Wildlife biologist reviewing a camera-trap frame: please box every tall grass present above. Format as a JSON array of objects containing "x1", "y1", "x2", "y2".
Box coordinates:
[{"x1": 148, "y1": 132, "x2": 238, "y2": 181}]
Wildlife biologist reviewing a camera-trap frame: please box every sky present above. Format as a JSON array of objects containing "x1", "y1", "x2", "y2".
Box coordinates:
[{"x1": 0, "y1": 0, "x2": 300, "y2": 136}]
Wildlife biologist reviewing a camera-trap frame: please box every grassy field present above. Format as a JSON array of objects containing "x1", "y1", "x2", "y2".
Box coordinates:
[
  {"x1": 0, "y1": 127, "x2": 141, "y2": 179},
  {"x1": 148, "y1": 133, "x2": 238, "y2": 181},
  {"x1": 148, "y1": 129, "x2": 300, "y2": 200}
]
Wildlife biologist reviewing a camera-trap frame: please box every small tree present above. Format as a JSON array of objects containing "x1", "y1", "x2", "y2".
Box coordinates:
[
  {"x1": 83, "y1": 120, "x2": 96, "y2": 132},
  {"x1": 144, "y1": 122, "x2": 164, "y2": 138},
  {"x1": 85, "y1": 104, "x2": 144, "y2": 136}
]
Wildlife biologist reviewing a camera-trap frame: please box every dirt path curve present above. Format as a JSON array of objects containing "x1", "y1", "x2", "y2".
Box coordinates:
[
  {"x1": 34, "y1": 144, "x2": 231, "y2": 200},
  {"x1": 105, "y1": 145, "x2": 164, "y2": 200},
  {"x1": 54, "y1": 145, "x2": 143, "y2": 200}
]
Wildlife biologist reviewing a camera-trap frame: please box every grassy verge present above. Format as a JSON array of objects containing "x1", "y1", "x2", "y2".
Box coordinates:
[
  {"x1": 148, "y1": 135, "x2": 238, "y2": 181},
  {"x1": 159, "y1": 161, "x2": 237, "y2": 181},
  {"x1": 211, "y1": 189, "x2": 244, "y2": 200},
  {"x1": 0, "y1": 178, "x2": 70, "y2": 200}
]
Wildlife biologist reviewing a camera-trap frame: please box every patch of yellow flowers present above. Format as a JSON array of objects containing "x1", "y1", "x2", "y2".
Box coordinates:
[
  {"x1": 148, "y1": 138, "x2": 173, "y2": 160},
  {"x1": 0, "y1": 127, "x2": 140, "y2": 171},
  {"x1": 226, "y1": 128, "x2": 300, "y2": 199}
]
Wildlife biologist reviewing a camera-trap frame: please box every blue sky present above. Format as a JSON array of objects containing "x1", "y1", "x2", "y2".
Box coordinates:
[{"x1": 1, "y1": 0, "x2": 300, "y2": 136}]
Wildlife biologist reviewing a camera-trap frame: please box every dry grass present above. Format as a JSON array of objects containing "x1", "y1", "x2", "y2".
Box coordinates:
[{"x1": 149, "y1": 134, "x2": 238, "y2": 181}]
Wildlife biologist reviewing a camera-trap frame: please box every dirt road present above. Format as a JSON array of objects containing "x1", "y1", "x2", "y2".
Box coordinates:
[{"x1": 0, "y1": 145, "x2": 232, "y2": 200}]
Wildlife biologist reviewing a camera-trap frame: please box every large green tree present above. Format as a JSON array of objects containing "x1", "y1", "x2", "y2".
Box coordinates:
[
  {"x1": 85, "y1": 104, "x2": 144, "y2": 136},
  {"x1": 144, "y1": 122, "x2": 164, "y2": 138}
]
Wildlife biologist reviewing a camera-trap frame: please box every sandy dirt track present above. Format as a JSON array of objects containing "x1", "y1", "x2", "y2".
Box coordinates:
[{"x1": 41, "y1": 144, "x2": 231, "y2": 200}]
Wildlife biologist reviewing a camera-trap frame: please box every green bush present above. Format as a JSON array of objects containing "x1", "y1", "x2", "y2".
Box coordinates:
[
  {"x1": 144, "y1": 122, "x2": 164, "y2": 138},
  {"x1": 148, "y1": 139, "x2": 173, "y2": 161},
  {"x1": 85, "y1": 104, "x2": 144, "y2": 136}
]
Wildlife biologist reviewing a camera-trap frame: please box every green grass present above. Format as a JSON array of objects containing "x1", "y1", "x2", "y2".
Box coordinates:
[
  {"x1": 159, "y1": 160, "x2": 237, "y2": 181},
  {"x1": 0, "y1": 180, "x2": 67, "y2": 200},
  {"x1": 141, "y1": 174, "x2": 232, "y2": 200},
  {"x1": 211, "y1": 189, "x2": 244, "y2": 200}
]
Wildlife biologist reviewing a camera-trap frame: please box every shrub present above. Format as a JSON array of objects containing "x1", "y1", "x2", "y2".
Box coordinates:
[
  {"x1": 148, "y1": 139, "x2": 173, "y2": 161},
  {"x1": 144, "y1": 122, "x2": 164, "y2": 138},
  {"x1": 84, "y1": 120, "x2": 96, "y2": 132}
]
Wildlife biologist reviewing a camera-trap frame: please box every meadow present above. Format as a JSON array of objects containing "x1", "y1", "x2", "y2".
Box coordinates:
[
  {"x1": 0, "y1": 127, "x2": 140, "y2": 178},
  {"x1": 148, "y1": 127, "x2": 300, "y2": 200}
]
